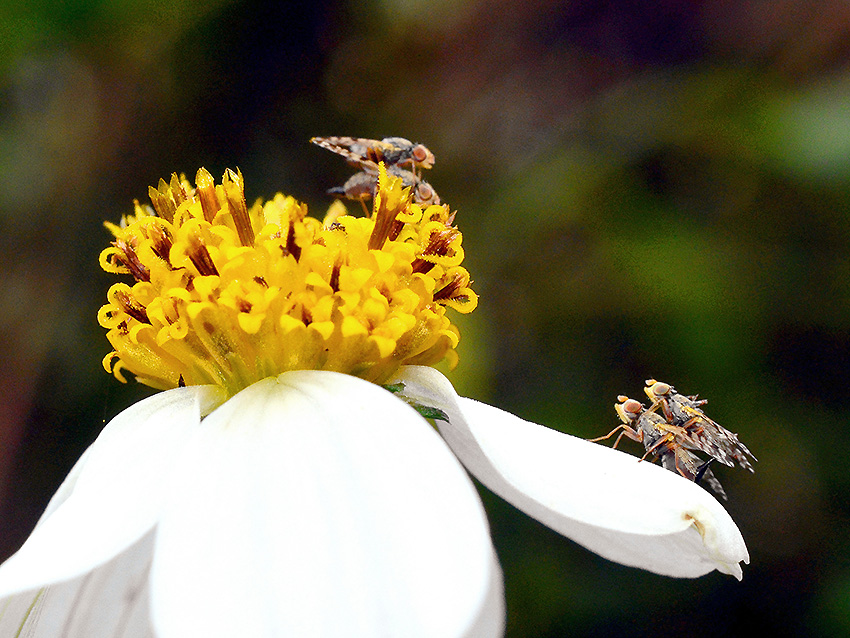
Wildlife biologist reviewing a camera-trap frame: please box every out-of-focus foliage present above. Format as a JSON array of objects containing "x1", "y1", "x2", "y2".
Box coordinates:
[{"x1": 1, "y1": 0, "x2": 849, "y2": 635}]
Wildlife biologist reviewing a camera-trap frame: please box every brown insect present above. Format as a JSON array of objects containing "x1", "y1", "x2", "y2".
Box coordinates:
[
  {"x1": 327, "y1": 162, "x2": 440, "y2": 208},
  {"x1": 312, "y1": 136, "x2": 440, "y2": 209},
  {"x1": 591, "y1": 397, "x2": 728, "y2": 500},
  {"x1": 311, "y1": 136, "x2": 435, "y2": 173},
  {"x1": 644, "y1": 379, "x2": 756, "y2": 472}
]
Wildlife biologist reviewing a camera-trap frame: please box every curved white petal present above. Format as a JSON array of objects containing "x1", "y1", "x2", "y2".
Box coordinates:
[
  {"x1": 463, "y1": 553, "x2": 505, "y2": 638},
  {"x1": 0, "y1": 386, "x2": 226, "y2": 596},
  {"x1": 0, "y1": 531, "x2": 156, "y2": 638},
  {"x1": 152, "y1": 371, "x2": 502, "y2": 638},
  {"x1": 395, "y1": 366, "x2": 750, "y2": 580}
]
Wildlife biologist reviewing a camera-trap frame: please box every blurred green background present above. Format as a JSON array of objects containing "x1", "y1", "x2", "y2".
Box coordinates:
[{"x1": 0, "y1": 0, "x2": 847, "y2": 635}]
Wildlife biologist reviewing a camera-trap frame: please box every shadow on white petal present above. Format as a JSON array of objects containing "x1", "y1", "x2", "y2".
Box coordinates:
[
  {"x1": 394, "y1": 366, "x2": 749, "y2": 580},
  {"x1": 0, "y1": 386, "x2": 225, "y2": 597},
  {"x1": 0, "y1": 531, "x2": 155, "y2": 638},
  {"x1": 153, "y1": 372, "x2": 502, "y2": 638}
]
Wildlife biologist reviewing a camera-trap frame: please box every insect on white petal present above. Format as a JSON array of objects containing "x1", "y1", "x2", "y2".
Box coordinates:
[{"x1": 643, "y1": 379, "x2": 757, "y2": 472}]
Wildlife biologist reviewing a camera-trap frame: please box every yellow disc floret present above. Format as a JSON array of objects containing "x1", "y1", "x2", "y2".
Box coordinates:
[{"x1": 98, "y1": 164, "x2": 477, "y2": 395}]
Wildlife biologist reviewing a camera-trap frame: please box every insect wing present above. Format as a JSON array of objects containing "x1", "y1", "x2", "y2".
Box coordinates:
[
  {"x1": 642, "y1": 423, "x2": 729, "y2": 501},
  {"x1": 660, "y1": 448, "x2": 727, "y2": 500},
  {"x1": 606, "y1": 388, "x2": 734, "y2": 500},
  {"x1": 644, "y1": 380, "x2": 756, "y2": 472},
  {"x1": 311, "y1": 136, "x2": 435, "y2": 171},
  {"x1": 311, "y1": 136, "x2": 378, "y2": 168},
  {"x1": 673, "y1": 402, "x2": 756, "y2": 472}
]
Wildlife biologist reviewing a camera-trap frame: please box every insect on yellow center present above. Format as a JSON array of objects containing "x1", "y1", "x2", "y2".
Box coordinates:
[{"x1": 98, "y1": 164, "x2": 477, "y2": 396}]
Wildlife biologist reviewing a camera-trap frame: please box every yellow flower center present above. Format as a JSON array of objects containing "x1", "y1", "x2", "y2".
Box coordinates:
[{"x1": 98, "y1": 164, "x2": 477, "y2": 396}]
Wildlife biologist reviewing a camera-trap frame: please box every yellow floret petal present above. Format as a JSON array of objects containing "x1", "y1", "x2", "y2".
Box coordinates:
[
  {"x1": 310, "y1": 321, "x2": 336, "y2": 341},
  {"x1": 341, "y1": 315, "x2": 368, "y2": 338},
  {"x1": 279, "y1": 314, "x2": 303, "y2": 333},
  {"x1": 98, "y1": 165, "x2": 476, "y2": 396},
  {"x1": 237, "y1": 312, "x2": 266, "y2": 335},
  {"x1": 371, "y1": 250, "x2": 396, "y2": 273},
  {"x1": 370, "y1": 335, "x2": 397, "y2": 359}
]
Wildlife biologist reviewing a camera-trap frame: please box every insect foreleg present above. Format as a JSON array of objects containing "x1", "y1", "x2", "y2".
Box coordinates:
[{"x1": 588, "y1": 424, "x2": 642, "y2": 448}]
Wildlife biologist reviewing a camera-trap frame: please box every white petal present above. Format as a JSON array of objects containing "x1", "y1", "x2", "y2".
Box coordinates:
[
  {"x1": 394, "y1": 366, "x2": 750, "y2": 580},
  {"x1": 0, "y1": 385, "x2": 226, "y2": 596},
  {"x1": 0, "y1": 531, "x2": 156, "y2": 638},
  {"x1": 152, "y1": 371, "x2": 503, "y2": 638},
  {"x1": 463, "y1": 553, "x2": 505, "y2": 638}
]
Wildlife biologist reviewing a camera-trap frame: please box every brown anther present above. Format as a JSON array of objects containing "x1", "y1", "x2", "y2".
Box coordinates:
[
  {"x1": 253, "y1": 276, "x2": 268, "y2": 288},
  {"x1": 187, "y1": 231, "x2": 219, "y2": 277},
  {"x1": 195, "y1": 168, "x2": 221, "y2": 223},
  {"x1": 237, "y1": 298, "x2": 252, "y2": 313},
  {"x1": 222, "y1": 169, "x2": 254, "y2": 247},
  {"x1": 368, "y1": 201, "x2": 396, "y2": 250},
  {"x1": 115, "y1": 289, "x2": 150, "y2": 324},
  {"x1": 113, "y1": 238, "x2": 151, "y2": 282},
  {"x1": 410, "y1": 258, "x2": 435, "y2": 275},
  {"x1": 411, "y1": 227, "x2": 460, "y2": 274},
  {"x1": 148, "y1": 223, "x2": 173, "y2": 264},
  {"x1": 429, "y1": 227, "x2": 460, "y2": 255},
  {"x1": 284, "y1": 220, "x2": 301, "y2": 260},
  {"x1": 368, "y1": 170, "x2": 410, "y2": 250},
  {"x1": 433, "y1": 271, "x2": 468, "y2": 302},
  {"x1": 329, "y1": 261, "x2": 341, "y2": 293},
  {"x1": 387, "y1": 218, "x2": 406, "y2": 242}
]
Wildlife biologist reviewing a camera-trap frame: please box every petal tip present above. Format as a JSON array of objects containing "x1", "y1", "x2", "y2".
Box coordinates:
[{"x1": 685, "y1": 506, "x2": 749, "y2": 579}]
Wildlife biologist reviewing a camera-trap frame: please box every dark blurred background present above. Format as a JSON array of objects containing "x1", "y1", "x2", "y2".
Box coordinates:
[{"x1": 0, "y1": 0, "x2": 847, "y2": 635}]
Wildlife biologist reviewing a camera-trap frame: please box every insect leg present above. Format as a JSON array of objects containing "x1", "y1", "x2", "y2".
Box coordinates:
[
  {"x1": 640, "y1": 434, "x2": 674, "y2": 460},
  {"x1": 671, "y1": 450, "x2": 695, "y2": 479},
  {"x1": 588, "y1": 424, "x2": 642, "y2": 447},
  {"x1": 645, "y1": 398, "x2": 675, "y2": 423}
]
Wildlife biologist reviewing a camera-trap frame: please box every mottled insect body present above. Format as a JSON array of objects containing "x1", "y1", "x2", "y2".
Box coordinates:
[
  {"x1": 601, "y1": 397, "x2": 728, "y2": 500},
  {"x1": 644, "y1": 379, "x2": 756, "y2": 472},
  {"x1": 328, "y1": 164, "x2": 440, "y2": 207},
  {"x1": 591, "y1": 379, "x2": 756, "y2": 499},
  {"x1": 311, "y1": 136, "x2": 435, "y2": 173},
  {"x1": 312, "y1": 136, "x2": 440, "y2": 207}
]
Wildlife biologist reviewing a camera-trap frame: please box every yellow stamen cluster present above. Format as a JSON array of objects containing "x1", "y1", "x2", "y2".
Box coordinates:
[{"x1": 98, "y1": 165, "x2": 477, "y2": 395}]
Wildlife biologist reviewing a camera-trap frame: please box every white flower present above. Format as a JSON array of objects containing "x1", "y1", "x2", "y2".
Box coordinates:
[
  {"x1": 0, "y1": 366, "x2": 748, "y2": 638},
  {"x1": 0, "y1": 165, "x2": 750, "y2": 636}
]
